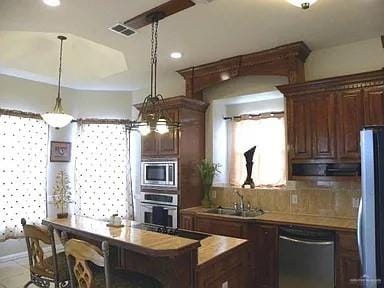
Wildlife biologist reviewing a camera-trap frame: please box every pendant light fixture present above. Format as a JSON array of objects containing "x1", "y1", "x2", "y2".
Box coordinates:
[
  {"x1": 129, "y1": 12, "x2": 179, "y2": 136},
  {"x1": 287, "y1": 0, "x2": 318, "y2": 9},
  {"x1": 41, "y1": 35, "x2": 74, "y2": 128}
]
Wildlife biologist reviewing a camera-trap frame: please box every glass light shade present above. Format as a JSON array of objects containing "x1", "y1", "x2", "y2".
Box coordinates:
[
  {"x1": 287, "y1": 0, "x2": 317, "y2": 8},
  {"x1": 138, "y1": 123, "x2": 151, "y2": 136},
  {"x1": 43, "y1": 0, "x2": 61, "y2": 7},
  {"x1": 41, "y1": 112, "x2": 73, "y2": 128},
  {"x1": 155, "y1": 119, "x2": 169, "y2": 134}
]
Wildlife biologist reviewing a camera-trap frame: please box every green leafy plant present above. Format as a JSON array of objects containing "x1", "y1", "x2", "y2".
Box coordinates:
[
  {"x1": 197, "y1": 159, "x2": 221, "y2": 207},
  {"x1": 52, "y1": 170, "x2": 72, "y2": 216}
]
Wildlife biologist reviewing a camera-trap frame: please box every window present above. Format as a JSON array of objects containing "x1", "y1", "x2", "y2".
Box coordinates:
[
  {"x1": 0, "y1": 113, "x2": 48, "y2": 241},
  {"x1": 229, "y1": 116, "x2": 287, "y2": 186},
  {"x1": 74, "y1": 123, "x2": 133, "y2": 220}
]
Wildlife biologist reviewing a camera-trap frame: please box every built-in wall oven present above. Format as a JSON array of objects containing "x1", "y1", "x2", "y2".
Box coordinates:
[
  {"x1": 138, "y1": 192, "x2": 178, "y2": 228},
  {"x1": 141, "y1": 160, "x2": 177, "y2": 189}
]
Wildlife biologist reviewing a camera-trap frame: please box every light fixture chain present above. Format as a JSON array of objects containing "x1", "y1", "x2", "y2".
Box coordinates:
[{"x1": 57, "y1": 37, "x2": 64, "y2": 100}]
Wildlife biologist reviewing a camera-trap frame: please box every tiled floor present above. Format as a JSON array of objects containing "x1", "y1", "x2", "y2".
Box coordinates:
[{"x1": 0, "y1": 257, "x2": 40, "y2": 288}]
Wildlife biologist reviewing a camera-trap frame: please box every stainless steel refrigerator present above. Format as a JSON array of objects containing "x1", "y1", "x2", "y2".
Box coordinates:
[{"x1": 359, "y1": 126, "x2": 384, "y2": 288}]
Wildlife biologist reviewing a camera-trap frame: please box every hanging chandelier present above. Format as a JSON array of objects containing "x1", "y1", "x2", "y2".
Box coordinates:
[
  {"x1": 287, "y1": 0, "x2": 318, "y2": 9},
  {"x1": 129, "y1": 12, "x2": 180, "y2": 136},
  {"x1": 41, "y1": 35, "x2": 74, "y2": 128}
]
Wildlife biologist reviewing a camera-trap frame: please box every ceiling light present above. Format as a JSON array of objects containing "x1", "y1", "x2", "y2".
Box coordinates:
[
  {"x1": 42, "y1": 0, "x2": 61, "y2": 7},
  {"x1": 41, "y1": 36, "x2": 74, "y2": 128},
  {"x1": 170, "y1": 52, "x2": 182, "y2": 59},
  {"x1": 287, "y1": 0, "x2": 317, "y2": 9},
  {"x1": 129, "y1": 12, "x2": 180, "y2": 136}
]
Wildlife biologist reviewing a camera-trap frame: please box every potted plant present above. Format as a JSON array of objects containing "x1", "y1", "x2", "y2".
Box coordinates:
[
  {"x1": 197, "y1": 159, "x2": 221, "y2": 208},
  {"x1": 52, "y1": 170, "x2": 72, "y2": 218}
]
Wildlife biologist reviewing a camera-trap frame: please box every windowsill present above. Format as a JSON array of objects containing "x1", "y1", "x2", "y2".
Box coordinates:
[{"x1": 212, "y1": 183, "x2": 289, "y2": 190}]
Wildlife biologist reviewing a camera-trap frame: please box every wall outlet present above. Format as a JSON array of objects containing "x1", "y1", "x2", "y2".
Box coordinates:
[
  {"x1": 291, "y1": 194, "x2": 298, "y2": 205},
  {"x1": 211, "y1": 190, "x2": 217, "y2": 199},
  {"x1": 221, "y1": 281, "x2": 228, "y2": 288},
  {"x1": 352, "y1": 197, "x2": 360, "y2": 209}
]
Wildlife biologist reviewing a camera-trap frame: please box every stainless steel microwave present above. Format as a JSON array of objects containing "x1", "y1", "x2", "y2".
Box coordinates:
[{"x1": 141, "y1": 160, "x2": 177, "y2": 188}]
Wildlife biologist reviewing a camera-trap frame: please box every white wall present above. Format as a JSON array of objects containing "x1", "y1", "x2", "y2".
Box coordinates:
[
  {"x1": 306, "y1": 37, "x2": 384, "y2": 81},
  {"x1": 0, "y1": 74, "x2": 132, "y2": 258}
]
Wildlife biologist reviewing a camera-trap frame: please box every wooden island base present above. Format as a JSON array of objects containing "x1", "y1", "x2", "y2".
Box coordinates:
[{"x1": 43, "y1": 216, "x2": 249, "y2": 288}]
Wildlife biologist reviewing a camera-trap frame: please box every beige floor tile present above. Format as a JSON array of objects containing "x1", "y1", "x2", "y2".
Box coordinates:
[
  {"x1": 0, "y1": 261, "x2": 28, "y2": 281},
  {"x1": 13, "y1": 257, "x2": 30, "y2": 269},
  {"x1": 0, "y1": 270, "x2": 30, "y2": 288}
]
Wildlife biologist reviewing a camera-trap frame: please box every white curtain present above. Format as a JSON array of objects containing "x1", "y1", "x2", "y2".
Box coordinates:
[
  {"x1": 74, "y1": 123, "x2": 133, "y2": 220},
  {"x1": 0, "y1": 114, "x2": 48, "y2": 241},
  {"x1": 229, "y1": 117, "x2": 287, "y2": 186}
]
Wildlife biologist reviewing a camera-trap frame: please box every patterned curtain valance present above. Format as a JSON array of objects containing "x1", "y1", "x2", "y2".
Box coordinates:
[
  {"x1": 76, "y1": 118, "x2": 131, "y2": 125},
  {"x1": 0, "y1": 108, "x2": 42, "y2": 120}
]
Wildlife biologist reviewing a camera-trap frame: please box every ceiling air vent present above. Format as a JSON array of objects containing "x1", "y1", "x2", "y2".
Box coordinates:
[{"x1": 108, "y1": 23, "x2": 137, "y2": 38}]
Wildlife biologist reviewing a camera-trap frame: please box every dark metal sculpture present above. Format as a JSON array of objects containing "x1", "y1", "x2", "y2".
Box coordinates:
[{"x1": 242, "y1": 146, "x2": 256, "y2": 188}]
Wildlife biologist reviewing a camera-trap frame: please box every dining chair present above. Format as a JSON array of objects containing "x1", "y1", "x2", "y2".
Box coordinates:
[
  {"x1": 63, "y1": 235, "x2": 162, "y2": 288},
  {"x1": 21, "y1": 218, "x2": 70, "y2": 288}
]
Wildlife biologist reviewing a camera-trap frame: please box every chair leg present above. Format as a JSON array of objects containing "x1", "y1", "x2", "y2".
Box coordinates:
[{"x1": 24, "y1": 280, "x2": 32, "y2": 288}]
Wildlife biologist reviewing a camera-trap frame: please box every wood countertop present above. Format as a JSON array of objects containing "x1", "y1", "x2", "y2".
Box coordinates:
[
  {"x1": 182, "y1": 206, "x2": 357, "y2": 231},
  {"x1": 43, "y1": 216, "x2": 200, "y2": 257},
  {"x1": 198, "y1": 235, "x2": 247, "y2": 266},
  {"x1": 43, "y1": 216, "x2": 248, "y2": 265}
]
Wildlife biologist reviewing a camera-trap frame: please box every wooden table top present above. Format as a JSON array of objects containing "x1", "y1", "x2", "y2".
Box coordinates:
[{"x1": 43, "y1": 216, "x2": 200, "y2": 257}]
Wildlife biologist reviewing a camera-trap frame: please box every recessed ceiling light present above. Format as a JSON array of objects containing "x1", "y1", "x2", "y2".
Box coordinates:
[
  {"x1": 287, "y1": 0, "x2": 317, "y2": 9},
  {"x1": 170, "y1": 52, "x2": 182, "y2": 59},
  {"x1": 42, "y1": 0, "x2": 61, "y2": 7}
]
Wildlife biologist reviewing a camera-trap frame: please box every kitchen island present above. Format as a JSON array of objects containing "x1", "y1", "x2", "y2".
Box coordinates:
[{"x1": 43, "y1": 216, "x2": 248, "y2": 288}]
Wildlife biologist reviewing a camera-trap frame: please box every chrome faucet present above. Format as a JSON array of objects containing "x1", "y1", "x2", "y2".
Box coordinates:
[{"x1": 234, "y1": 190, "x2": 245, "y2": 211}]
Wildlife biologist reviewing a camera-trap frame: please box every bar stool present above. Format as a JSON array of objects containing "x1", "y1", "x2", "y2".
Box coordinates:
[
  {"x1": 21, "y1": 218, "x2": 70, "y2": 288},
  {"x1": 63, "y1": 237, "x2": 162, "y2": 288}
]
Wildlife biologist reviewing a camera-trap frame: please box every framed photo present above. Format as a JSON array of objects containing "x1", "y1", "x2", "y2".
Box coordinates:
[{"x1": 50, "y1": 141, "x2": 71, "y2": 162}]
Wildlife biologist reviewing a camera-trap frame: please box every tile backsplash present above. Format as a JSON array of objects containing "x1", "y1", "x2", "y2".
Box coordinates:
[{"x1": 211, "y1": 181, "x2": 361, "y2": 219}]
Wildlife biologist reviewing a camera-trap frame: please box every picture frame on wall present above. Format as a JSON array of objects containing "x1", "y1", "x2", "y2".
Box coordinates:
[{"x1": 50, "y1": 141, "x2": 71, "y2": 162}]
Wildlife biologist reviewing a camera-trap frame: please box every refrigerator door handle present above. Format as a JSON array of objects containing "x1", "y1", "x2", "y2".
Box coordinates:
[{"x1": 357, "y1": 197, "x2": 364, "y2": 265}]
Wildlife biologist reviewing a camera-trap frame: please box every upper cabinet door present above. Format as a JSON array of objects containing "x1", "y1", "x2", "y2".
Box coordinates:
[
  {"x1": 363, "y1": 86, "x2": 384, "y2": 125},
  {"x1": 158, "y1": 109, "x2": 179, "y2": 156},
  {"x1": 287, "y1": 96, "x2": 312, "y2": 160},
  {"x1": 141, "y1": 132, "x2": 158, "y2": 157},
  {"x1": 311, "y1": 93, "x2": 336, "y2": 159},
  {"x1": 337, "y1": 90, "x2": 364, "y2": 161}
]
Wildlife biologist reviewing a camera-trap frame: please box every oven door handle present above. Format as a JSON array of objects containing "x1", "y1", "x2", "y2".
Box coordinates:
[{"x1": 140, "y1": 204, "x2": 177, "y2": 211}]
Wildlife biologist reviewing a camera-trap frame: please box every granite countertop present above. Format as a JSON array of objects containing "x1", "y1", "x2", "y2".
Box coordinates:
[
  {"x1": 182, "y1": 206, "x2": 357, "y2": 231},
  {"x1": 43, "y1": 216, "x2": 248, "y2": 264}
]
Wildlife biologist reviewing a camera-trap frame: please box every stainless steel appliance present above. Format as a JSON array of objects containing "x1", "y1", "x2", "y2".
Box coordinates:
[
  {"x1": 279, "y1": 227, "x2": 335, "y2": 288},
  {"x1": 141, "y1": 160, "x2": 177, "y2": 188},
  {"x1": 359, "y1": 126, "x2": 384, "y2": 288},
  {"x1": 138, "y1": 192, "x2": 178, "y2": 228}
]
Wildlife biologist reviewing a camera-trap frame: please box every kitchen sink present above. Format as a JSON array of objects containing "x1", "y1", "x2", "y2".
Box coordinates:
[{"x1": 205, "y1": 207, "x2": 264, "y2": 218}]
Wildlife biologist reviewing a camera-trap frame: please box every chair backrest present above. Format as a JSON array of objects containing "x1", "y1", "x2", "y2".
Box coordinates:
[
  {"x1": 21, "y1": 218, "x2": 58, "y2": 280},
  {"x1": 64, "y1": 238, "x2": 110, "y2": 288}
]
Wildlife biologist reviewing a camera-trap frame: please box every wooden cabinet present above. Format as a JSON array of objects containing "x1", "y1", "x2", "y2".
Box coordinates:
[
  {"x1": 279, "y1": 70, "x2": 384, "y2": 180},
  {"x1": 250, "y1": 224, "x2": 278, "y2": 288},
  {"x1": 337, "y1": 90, "x2": 364, "y2": 160},
  {"x1": 287, "y1": 96, "x2": 312, "y2": 160},
  {"x1": 195, "y1": 216, "x2": 247, "y2": 238},
  {"x1": 141, "y1": 132, "x2": 157, "y2": 157},
  {"x1": 136, "y1": 97, "x2": 208, "y2": 209},
  {"x1": 311, "y1": 93, "x2": 336, "y2": 159},
  {"x1": 141, "y1": 109, "x2": 179, "y2": 157},
  {"x1": 336, "y1": 231, "x2": 362, "y2": 288},
  {"x1": 363, "y1": 86, "x2": 384, "y2": 125},
  {"x1": 180, "y1": 213, "x2": 194, "y2": 230}
]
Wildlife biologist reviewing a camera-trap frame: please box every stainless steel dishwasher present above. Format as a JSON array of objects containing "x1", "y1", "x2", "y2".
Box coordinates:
[{"x1": 279, "y1": 227, "x2": 335, "y2": 288}]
